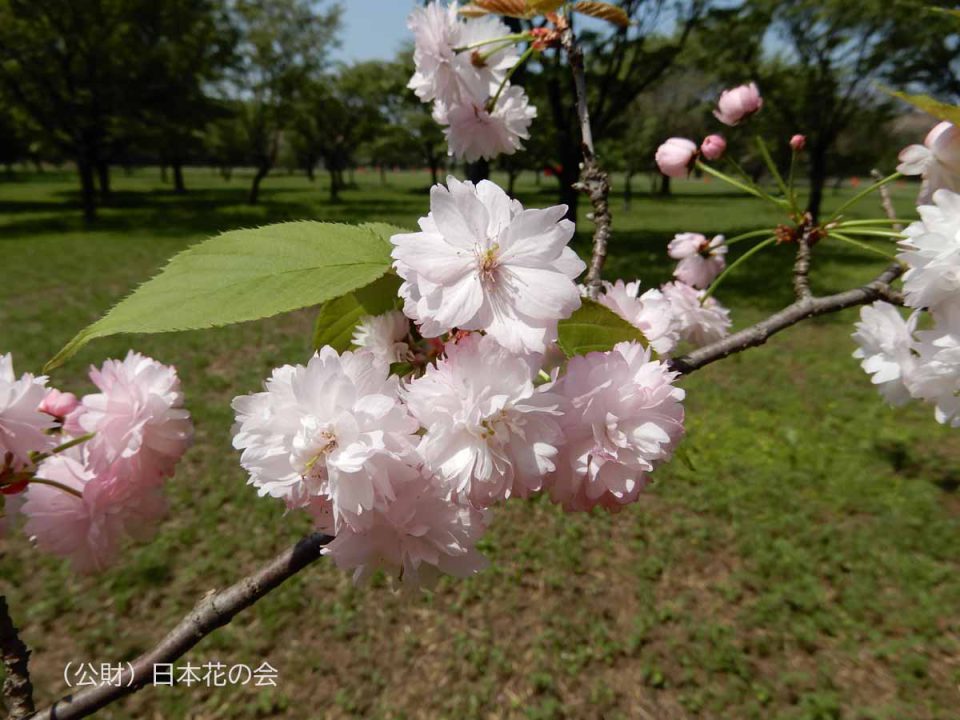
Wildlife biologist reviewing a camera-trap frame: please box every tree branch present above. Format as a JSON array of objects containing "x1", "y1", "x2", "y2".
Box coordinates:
[
  {"x1": 670, "y1": 262, "x2": 904, "y2": 375},
  {"x1": 560, "y1": 23, "x2": 611, "y2": 299},
  {"x1": 30, "y1": 532, "x2": 332, "y2": 720},
  {"x1": 0, "y1": 596, "x2": 35, "y2": 720}
]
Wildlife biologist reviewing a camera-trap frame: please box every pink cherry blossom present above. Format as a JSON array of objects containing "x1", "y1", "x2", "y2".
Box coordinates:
[
  {"x1": 898, "y1": 122, "x2": 960, "y2": 206},
  {"x1": 713, "y1": 82, "x2": 762, "y2": 126},
  {"x1": 39, "y1": 388, "x2": 80, "y2": 420},
  {"x1": 232, "y1": 347, "x2": 419, "y2": 528},
  {"x1": 548, "y1": 342, "x2": 685, "y2": 512},
  {"x1": 404, "y1": 334, "x2": 565, "y2": 507},
  {"x1": 700, "y1": 134, "x2": 726, "y2": 161},
  {"x1": 443, "y1": 85, "x2": 537, "y2": 162},
  {"x1": 406, "y1": 4, "x2": 519, "y2": 107},
  {"x1": 852, "y1": 301, "x2": 919, "y2": 407},
  {"x1": 21, "y1": 451, "x2": 168, "y2": 574},
  {"x1": 79, "y1": 352, "x2": 193, "y2": 487},
  {"x1": 595, "y1": 280, "x2": 679, "y2": 355},
  {"x1": 908, "y1": 304, "x2": 960, "y2": 426},
  {"x1": 321, "y1": 466, "x2": 489, "y2": 589},
  {"x1": 661, "y1": 281, "x2": 732, "y2": 346},
  {"x1": 351, "y1": 310, "x2": 412, "y2": 366},
  {"x1": 668, "y1": 233, "x2": 727, "y2": 289},
  {"x1": 790, "y1": 134, "x2": 806, "y2": 152},
  {"x1": 0, "y1": 353, "x2": 56, "y2": 469},
  {"x1": 392, "y1": 177, "x2": 586, "y2": 354},
  {"x1": 655, "y1": 138, "x2": 697, "y2": 178}
]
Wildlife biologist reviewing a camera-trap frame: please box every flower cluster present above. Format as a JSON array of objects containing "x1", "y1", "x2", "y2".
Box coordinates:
[
  {"x1": 1, "y1": 352, "x2": 193, "y2": 572},
  {"x1": 234, "y1": 177, "x2": 688, "y2": 589},
  {"x1": 408, "y1": 2, "x2": 536, "y2": 162},
  {"x1": 898, "y1": 121, "x2": 960, "y2": 205},
  {"x1": 853, "y1": 189, "x2": 960, "y2": 425},
  {"x1": 592, "y1": 233, "x2": 732, "y2": 354}
]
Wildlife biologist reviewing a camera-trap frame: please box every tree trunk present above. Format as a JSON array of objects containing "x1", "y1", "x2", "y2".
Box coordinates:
[
  {"x1": 624, "y1": 171, "x2": 634, "y2": 211},
  {"x1": 328, "y1": 168, "x2": 340, "y2": 202},
  {"x1": 466, "y1": 159, "x2": 489, "y2": 184},
  {"x1": 78, "y1": 156, "x2": 97, "y2": 223},
  {"x1": 429, "y1": 156, "x2": 439, "y2": 186},
  {"x1": 380, "y1": 165, "x2": 387, "y2": 185},
  {"x1": 807, "y1": 140, "x2": 828, "y2": 222},
  {"x1": 173, "y1": 162, "x2": 186, "y2": 194},
  {"x1": 96, "y1": 160, "x2": 110, "y2": 200},
  {"x1": 507, "y1": 168, "x2": 519, "y2": 197},
  {"x1": 659, "y1": 174, "x2": 671, "y2": 196},
  {"x1": 161, "y1": 164, "x2": 168, "y2": 183},
  {"x1": 248, "y1": 164, "x2": 270, "y2": 205}
]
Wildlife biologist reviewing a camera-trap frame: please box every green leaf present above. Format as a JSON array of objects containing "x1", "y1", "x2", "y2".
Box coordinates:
[
  {"x1": 885, "y1": 89, "x2": 960, "y2": 125},
  {"x1": 47, "y1": 222, "x2": 403, "y2": 371},
  {"x1": 312, "y1": 272, "x2": 403, "y2": 352},
  {"x1": 557, "y1": 298, "x2": 646, "y2": 357}
]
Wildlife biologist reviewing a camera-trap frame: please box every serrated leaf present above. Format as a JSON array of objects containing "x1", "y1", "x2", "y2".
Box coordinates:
[
  {"x1": 886, "y1": 89, "x2": 960, "y2": 125},
  {"x1": 312, "y1": 273, "x2": 404, "y2": 352},
  {"x1": 573, "y1": 1, "x2": 630, "y2": 28},
  {"x1": 47, "y1": 222, "x2": 403, "y2": 371},
  {"x1": 557, "y1": 298, "x2": 646, "y2": 357}
]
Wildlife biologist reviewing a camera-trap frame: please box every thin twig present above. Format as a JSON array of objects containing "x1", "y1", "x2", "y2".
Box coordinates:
[
  {"x1": 670, "y1": 262, "x2": 905, "y2": 375},
  {"x1": 871, "y1": 168, "x2": 903, "y2": 232},
  {"x1": 0, "y1": 596, "x2": 35, "y2": 720},
  {"x1": 561, "y1": 22, "x2": 611, "y2": 298},
  {"x1": 30, "y1": 533, "x2": 332, "y2": 720}
]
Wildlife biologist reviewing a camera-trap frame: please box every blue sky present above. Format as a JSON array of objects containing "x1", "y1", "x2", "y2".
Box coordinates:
[{"x1": 332, "y1": 0, "x2": 419, "y2": 63}]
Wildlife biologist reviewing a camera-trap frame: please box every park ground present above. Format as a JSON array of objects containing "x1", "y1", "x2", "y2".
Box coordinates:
[{"x1": 0, "y1": 168, "x2": 958, "y2": 719}]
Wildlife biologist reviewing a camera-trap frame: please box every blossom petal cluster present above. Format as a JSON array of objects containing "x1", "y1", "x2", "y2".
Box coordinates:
[
  {"x1": 853, "y1": 189, "x2": 960, "y2": 426},
  {"x1": 897, "y1": 122, "x2": 960, "y2": 205},
  {"x1": 2, "y1": 352, "x2": 192, "y2": 572},
  {"x1": 668, "y1": 232, "x2": 727, "y2": 289},
  {"x1": 408, "y1": 2, "x2": 535, "y2": 161},
  {"x1": 392, "y1": 176, "x2": 585, "y2": 355},
  {"x1": 713, "y1": 82, "x2": 763, "y2": 126}
]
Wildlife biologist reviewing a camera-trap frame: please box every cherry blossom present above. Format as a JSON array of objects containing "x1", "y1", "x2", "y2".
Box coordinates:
[
  {"x1": 0, "y1": 353, "x2": 56, "y2": 469},
  {"x1": 661, "y1": 281, "x2": 732, "y2": 346},
  {"x1": 78, "y1": 351, "x2": 193, "y2": 487},
  {"x1": 232, "y1": 347, "x2": 419, "y2": 527},
  {"x1": 548, "y1": 342, "x2": 685, "y2": 512},
  {"x1": 668, "y1": 233, "x2": 727, "y2": 289},
  {"x1": 790, "y1": 134, "x2": 806, "y2": 152},
  {"x1": 443, "y1": 85, "x2": 537, "y2": 162},
  {"x1": 321, "y1": 465, "x2": 489, "y2": 589},
  {"x1": 713, "y1": 82, "x2": 763, "y2": 126},
  {"x1": 906, "y1": 305, "x2": 960, "y2": 426},
  {"x1": 897, "y1": 189, "x2": 960, "y2": 313},
  {"x1": 404, "y1": 334, "x2": 565, "y2": 507},
  {"x1": 391, "y1": 176, "x2": 585, "y2": 354},
  {"x1": 595, "y1": 280, "x2": 679, "y2": 355},
  {"x1": 655, "y1": 138, "x2": 697, "y2": 178},
  {"x1": 351, "y1": 310, "x2": 412, "y2": 365},
  {"x1": 897, "y1": 122, "x2": 960, "y2": 205},
  {"x1": 700, "y1": 134, "x2": 726, "y2": 161},
  {"x1": 852, "y1": 301, "x2": 919, "y2": 406}
]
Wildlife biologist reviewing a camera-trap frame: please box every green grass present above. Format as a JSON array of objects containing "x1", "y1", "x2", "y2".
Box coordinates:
[{"x1": 1, "y1": 168, "x2": 958, "y2": 720}]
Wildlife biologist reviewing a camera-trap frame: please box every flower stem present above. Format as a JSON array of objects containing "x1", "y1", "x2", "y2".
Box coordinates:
[
  {"x1": 723, "y1": 228, "x2": 780, "y2": 246},
  {"x1": 755, "y1": 135, "x2": 793, "y2": 210},
  {"x1": 488, "y1": 46, "x2": 534, "y2": 111},
  {"x1": 28, "y1": 477, "x2": 83, "y2": 499},
  {"x1": 696, "y1": 161, "x2": 790, "y2": 209},
  {"x1": 828, "y1": 231, "x2": 901, "y2": 261},
  {"x1": 701, "y1": 236, "x2": 778, "y2": 302},
  {"x1": 827, "y1": 172, "x2": 901, "y2": 223},
  {"x1": 835, "y1": 218, "x2": 904, "y2": 227},
  {"x1": 829, "y1": 228, "x2": 904, "y2": 240},
  {"x1": 454, "y1": 33, "x2": 531, "y2": 52}
]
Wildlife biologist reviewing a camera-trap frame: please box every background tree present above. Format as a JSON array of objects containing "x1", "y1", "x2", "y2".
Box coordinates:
[{"x1": 225, "y1": 0, "x2": 342, "y2": 205}]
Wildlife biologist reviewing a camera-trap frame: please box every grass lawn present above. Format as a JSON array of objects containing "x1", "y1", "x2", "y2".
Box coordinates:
[{"x1": 1, "y1": 168, "x2": 958, "y2": 720}]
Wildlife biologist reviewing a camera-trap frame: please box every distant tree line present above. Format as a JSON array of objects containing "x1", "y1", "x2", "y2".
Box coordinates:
[{"x1": 0, "y1": 0, "x2": 956, "y2": 221}]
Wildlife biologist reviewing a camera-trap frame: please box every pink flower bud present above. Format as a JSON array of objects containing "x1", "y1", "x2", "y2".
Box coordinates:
[
  {"x1": 700, "y1": 134, "x2": 726, "y2": 161},
  {"x1": 713, "y1": 82, "x2": 763, "y2": 126},
  {"x1": 790, "y1": 134, "x2": 806, "y2": 152},
  {"x1": 655, "y1": 137, "x2": 698, "y2": 178},
  {"x1": 39, "y1": 389, "x2": 80, "y2": 419}
]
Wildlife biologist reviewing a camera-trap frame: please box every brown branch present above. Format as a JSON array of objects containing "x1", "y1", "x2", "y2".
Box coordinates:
[
  {"x1": 0, "y1": 596, "x2": 35, "y2": 720},
  {"x1": 670, "y1": 262, "x2": 904, "y2": 375},
  {"x1": 560, "y1": 23, "x2": 611, "y2": 299},
  {"x1": 793, "y1": 234, "x2": 813, "y2": 299},
  {"x1": 31, "y1": 532, "x2": 331, "y2": 720}
]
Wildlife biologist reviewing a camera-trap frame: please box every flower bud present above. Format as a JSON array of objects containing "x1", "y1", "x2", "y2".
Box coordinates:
[
  {"x1": 655, "y1": 138, "x2": 698, "y2": 178},
  {"x1": 700, "y1": 134, "x2": 726, "y2": 161},
  {"x1": 790, "y1": 134, "x2": 806, "y2": 152},
  {"x1": 39, "y1": 389, "x2": 80, "y2": 419},
  {"x1": 713, "y1": 82, "x2": 763, "y2": 126}
]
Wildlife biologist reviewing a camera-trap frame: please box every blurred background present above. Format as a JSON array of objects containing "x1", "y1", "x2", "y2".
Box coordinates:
[{"x1": 1, "y1": 1, "x2": 959, "y2": 718}]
